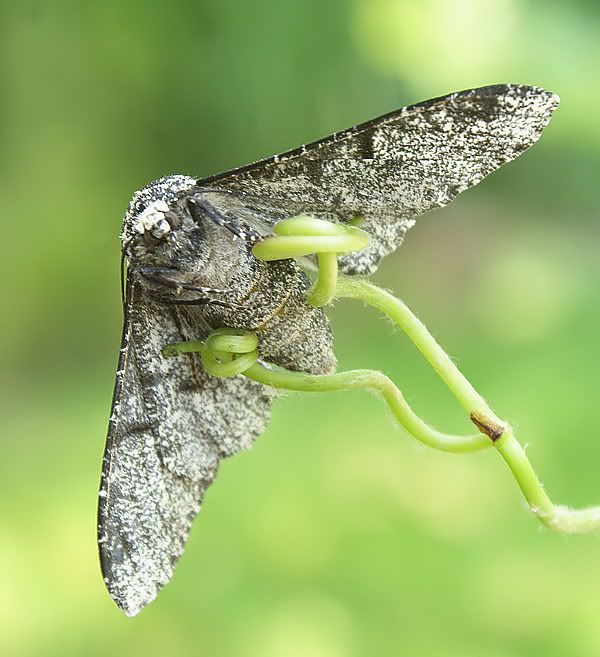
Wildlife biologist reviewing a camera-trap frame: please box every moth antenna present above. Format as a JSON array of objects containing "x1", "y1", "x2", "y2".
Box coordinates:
[{"x1": 120, "y1": 243, "x2": 130, "y2": 310}]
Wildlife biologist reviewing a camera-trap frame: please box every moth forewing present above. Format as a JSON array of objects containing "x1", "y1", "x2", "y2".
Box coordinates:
[
  {"x1": 99, "y1": 277, "x2": 278, "y2": 616},
  {"x1": 100, "y1": 83, "x2": 558, "y2": 615},
  {"x1": 100, "y1": 178, "x2": 334, "y2": 616},
  {"x1": 200, "y1": 84, "x2": 559, "y2": 274}
]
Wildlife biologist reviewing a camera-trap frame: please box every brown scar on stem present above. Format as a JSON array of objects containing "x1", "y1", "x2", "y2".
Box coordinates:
[{"x1": 469, "y1": 411, "x2": 506, "y2": 441}]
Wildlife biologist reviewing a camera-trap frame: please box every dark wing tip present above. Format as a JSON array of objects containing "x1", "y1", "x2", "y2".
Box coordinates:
[
  {"x1": 435, "y1": 82, "x2": 560, "y2": 107},
  {"x1": 477, "y1": 82, "x2": 560, "y2": 114},
  {"x1": 406, "y1": 83, "x2": 560, "y2": 129},
  {"x1": 457, "y1": 83, "x2": 560, "y2": 127},
  {"x1": 438, "y1": 83, "x2": 559, "y2": 156}
]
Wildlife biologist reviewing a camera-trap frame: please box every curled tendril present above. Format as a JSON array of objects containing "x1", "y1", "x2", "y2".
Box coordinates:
[
  {"x1": 162, "y1": 328, "x2": 259, "y2": 377},
  {"x1": 162, "y1": 215, "x2": 600, "y2": 536},
  {"x1": 201, "y1": 328, "x2": 259, "y2": 377},
  {"x1": 163, "y1": 326, "x2": 488, "y2": 453},
  {"x1": 251, "y1": 215, "x2": 369, "y2": 307}
]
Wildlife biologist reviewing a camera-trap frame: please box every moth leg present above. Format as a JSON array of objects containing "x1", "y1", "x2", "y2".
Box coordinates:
[
  {"x1": 138, "y1": 266, "x2": 230, "y2": 295},
  {"x1": 138, "y1": 266, "x2": 240, "y2": 309},
  {"x1": 161, "y1": 339, "x2": 204, "y2": 358}
]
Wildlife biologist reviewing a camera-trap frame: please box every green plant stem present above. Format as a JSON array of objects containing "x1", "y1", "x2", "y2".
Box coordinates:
[
  {"x1": 169, "y1": 212, "x2": 600, "y2": 534},
  {"x1": 335, "y1": 277, "x2": 501, "y2": 424},
  {"x1": 309, "y1": 252, "x2": 338, "y2": 306},
  {"x1": 244, "y1": 363, "x2": 490, "y2": 453},
  {"x1": 494, "y1": 428, "x2": 554, "y2": 521},
  {"x1": 334, "y1": 276, "x2": 600, "y2": 534},
  {"x1": 163, "y1": 332, "x2": 487, "y2": 452}
]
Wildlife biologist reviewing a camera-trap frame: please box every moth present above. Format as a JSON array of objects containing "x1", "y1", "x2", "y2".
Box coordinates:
[{"x1": 99, "y1": 84, "x2": 559, "y2": 615}]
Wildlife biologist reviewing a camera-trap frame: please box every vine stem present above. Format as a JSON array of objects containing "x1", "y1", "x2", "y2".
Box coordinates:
[
  {"x1": 244, "y1": 364, "x2": 490, "y2": 453},
  {"x1": 165, "y1": 210, "x2": 600, "y2": 534},
  {"x1": 335, "y1": 276, "x2": 600, "y2": 534},
  {"x1": 164, "y1": 331, "x2": 489, "y2": 453},
  {"x1": 334, "y1": 278, "x2": 500, "y2": 423}
]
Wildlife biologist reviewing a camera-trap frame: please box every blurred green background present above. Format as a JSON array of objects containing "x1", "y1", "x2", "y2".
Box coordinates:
[{"x1": 1, "y1": 1, "x2": 600, "y2": 655}]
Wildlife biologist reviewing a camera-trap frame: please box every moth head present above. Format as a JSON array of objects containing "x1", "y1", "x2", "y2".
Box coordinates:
[{"x1": 121, "y1": 175, "x2": 197, "y2": 259}]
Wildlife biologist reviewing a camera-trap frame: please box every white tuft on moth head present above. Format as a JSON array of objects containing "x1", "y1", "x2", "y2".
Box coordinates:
[{"x1": 133, "y1": 200, "x2": 172, "y2": 240}]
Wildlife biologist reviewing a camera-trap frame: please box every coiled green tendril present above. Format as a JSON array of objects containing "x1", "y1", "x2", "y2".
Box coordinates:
[
  {"x1": 251, "y1": 215, "x2": 369, "y2": 306},
  {"x1": 162, "y1": 215, "x2": 600, "y2": 536}
]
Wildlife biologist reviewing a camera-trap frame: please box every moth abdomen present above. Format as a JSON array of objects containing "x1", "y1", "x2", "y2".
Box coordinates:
[
  {"x1": 255, "y1": 284, "x2": 336, "y2": 375},
  {"x1": 201, "y1": 254, "x2": 336, "y2": 375}
]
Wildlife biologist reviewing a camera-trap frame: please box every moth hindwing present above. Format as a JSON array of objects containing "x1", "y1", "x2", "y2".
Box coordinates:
[{"x1": 99, "y1": 83, "x2": 558, "y2": 615}]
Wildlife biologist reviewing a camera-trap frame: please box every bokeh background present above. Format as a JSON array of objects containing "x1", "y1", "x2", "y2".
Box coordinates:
[{"x1": 2, "y1": 1, "x2": 600, "y2": 656}]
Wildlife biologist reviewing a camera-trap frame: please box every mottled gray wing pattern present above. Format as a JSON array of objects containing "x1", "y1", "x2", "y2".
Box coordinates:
[
  {"x1": 198, "y1": 84, "x2": 559, "y2": 274},
  {"x1": 98, "y1": 275, "x2": 274, "y2": 616}
]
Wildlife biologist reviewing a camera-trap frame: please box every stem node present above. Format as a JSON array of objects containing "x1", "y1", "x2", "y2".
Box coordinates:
[{"x1": 469, "y1": 411, "x2": 506, "y2": 441}]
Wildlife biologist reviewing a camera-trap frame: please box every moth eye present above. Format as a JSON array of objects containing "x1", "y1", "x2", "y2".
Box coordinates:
[{"x1": 133, "y1": 199, "x2": 146, "y2": 213}]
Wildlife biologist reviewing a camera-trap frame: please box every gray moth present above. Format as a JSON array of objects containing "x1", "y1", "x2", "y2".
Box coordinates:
[{"x1": 99, "y1": 84, "x2": 559, "y2": 616}]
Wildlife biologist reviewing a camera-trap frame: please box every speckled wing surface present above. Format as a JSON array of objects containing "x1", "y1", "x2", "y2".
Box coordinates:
[
  {"x1": 199, "y1": 84, "x2": 559, "y2": 274},
  {"x1": 100, "y1": 84, "x2": 558, "y2": 616},
  {"x1": 99, "y1": 277, "x2": 274, "y2": 616}
]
